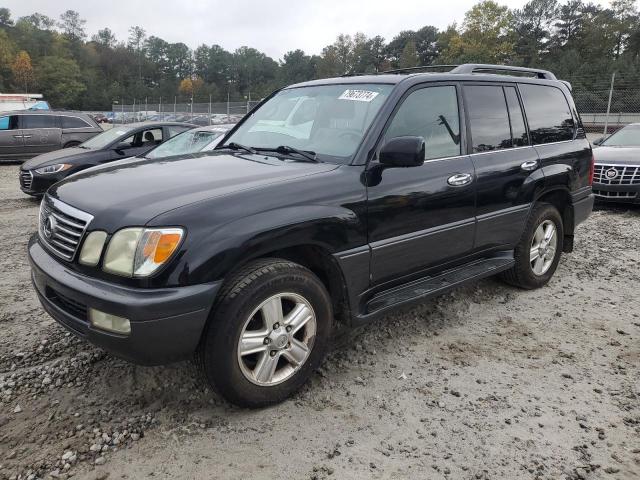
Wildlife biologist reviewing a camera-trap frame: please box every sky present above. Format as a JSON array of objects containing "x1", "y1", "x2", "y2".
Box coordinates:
[{"x1": 2, "y1": 0, "x2": 615, "y2": 60}]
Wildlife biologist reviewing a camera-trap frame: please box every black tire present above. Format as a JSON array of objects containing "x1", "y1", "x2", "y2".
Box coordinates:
[
  {"x1": 500, "y1": 203, "x2": 564, "y2": 289},
  {"x1": 63, "y1": 141, "x2": 81, "y2": 148},
  {"x1": 196, "y1": 258, "x2": 332, "y2": 408}
]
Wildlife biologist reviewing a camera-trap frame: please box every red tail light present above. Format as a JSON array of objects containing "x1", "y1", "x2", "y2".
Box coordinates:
[{"x1": 588, "y1": 154, "x2": 595, "y2": 186}]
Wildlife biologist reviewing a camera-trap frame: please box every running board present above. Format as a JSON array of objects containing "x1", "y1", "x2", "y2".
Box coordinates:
[{"x1": 364, "y1": 253, "x2": 515, "y2": 316}]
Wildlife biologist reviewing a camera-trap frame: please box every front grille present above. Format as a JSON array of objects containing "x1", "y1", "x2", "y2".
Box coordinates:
[
  {"x1": 593, "y1": 164, "x2": 640, "y2": 185},
  {"x1": 593, "y1": 189, "x2": 637, "y2": 199},
  {"x1": 39, "y1": 195, "x2": 93, "y2": 261},
  {"x1": 46, "y1": 287, "x2": 88, "y2": 321},
  {"x1": 20, "y1": 170, "x2": 33, "y2": 189}
]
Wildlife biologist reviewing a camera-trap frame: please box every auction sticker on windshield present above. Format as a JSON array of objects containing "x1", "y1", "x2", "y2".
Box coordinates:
[{"x1": 339, "y1": 90, "x2": 379, "y2": 102}]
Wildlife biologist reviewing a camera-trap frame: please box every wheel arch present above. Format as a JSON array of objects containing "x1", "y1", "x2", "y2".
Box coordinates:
[{"x1": 534, "y1": 187, "x2": 574, "y2": 252}]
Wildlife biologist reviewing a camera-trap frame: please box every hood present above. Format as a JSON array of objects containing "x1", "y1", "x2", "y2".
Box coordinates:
[
  {"x1": 593, "y1": 146, "x2": 640, "y2": 165},
  {"x1": 22, "y1": 147, "x2": 91, "y2": 169},
  {"x1": 49, "y1": 152, "x2": 339, "y2": 229}
]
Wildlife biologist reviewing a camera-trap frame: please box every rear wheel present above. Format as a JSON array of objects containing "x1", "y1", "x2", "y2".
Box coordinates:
[
  {"x1": 196, "y1": 259, "x2": 332, "y2": 408},
  {"x1": 500, "y1": 203, "x2": 563, "y2": 289}
]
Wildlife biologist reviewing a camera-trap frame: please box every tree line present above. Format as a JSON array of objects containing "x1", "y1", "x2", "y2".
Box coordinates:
[{"x1": 0, "y1": 0, "x2": 638, "y2": 110}]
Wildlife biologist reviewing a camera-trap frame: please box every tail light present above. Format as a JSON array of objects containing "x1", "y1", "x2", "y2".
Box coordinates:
[{"x1": 588, "y1": 154, "x2": 595, "y2": 186}]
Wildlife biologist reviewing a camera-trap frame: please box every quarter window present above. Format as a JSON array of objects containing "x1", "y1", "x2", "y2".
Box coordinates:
[
  {"x1": 384, "y1": 86, "x2": 461, "y2": 160},
  {"x1": 519, "y1": 84, "x2": 575, "y2": 144},
  {"x1": 465, "y1": 85, "x2": 512, "y2": 153},
  {"x1": 60, "y1": 116, "x2": 91, "y2": 129},
  {"x1": 21, "y1": 115, "x2": 58, "y2": 129}
]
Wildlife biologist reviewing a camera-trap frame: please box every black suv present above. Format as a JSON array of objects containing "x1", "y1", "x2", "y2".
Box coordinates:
[{"x1": 28, "y1": 64, "x2": 594, "y2": 407}]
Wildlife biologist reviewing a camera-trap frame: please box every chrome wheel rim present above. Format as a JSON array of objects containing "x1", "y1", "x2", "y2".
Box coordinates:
[
  {"x1": 237, "y1": 292, "x2": 316, "y2": 386},
  {"x1": 530, "y1": 220, "x2": 558, "y2": 276}
]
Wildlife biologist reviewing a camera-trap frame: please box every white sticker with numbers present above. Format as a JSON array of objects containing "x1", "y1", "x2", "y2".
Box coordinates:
[{"x1": 338, "y1": 89, "x2": 379, "y2": 102}]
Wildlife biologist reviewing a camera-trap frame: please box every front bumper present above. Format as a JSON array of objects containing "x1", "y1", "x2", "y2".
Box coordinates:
[
  {"x1": 19, "y1": 168, "x2": 61, "y2": 196},
  {"x1": 28, "y1": 236, "x2": 220, "y2": 365},
  {"x1": 592, "y1": 182, "x2": 640, "y2": 204}
]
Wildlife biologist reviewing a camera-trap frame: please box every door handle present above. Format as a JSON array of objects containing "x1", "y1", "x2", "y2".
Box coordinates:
[
  {"x1": 521, "y1": 160, "x2": 538, "y2": 171},
  {"x1": 13, "y1": 135, "x2": 24, "y2": 138},
  {"x1": 22, "y1": 135, "x2": 32, "y2": 139},
  {"x1": 447, "y1": 173, "x2": 473, "y2": 186}
]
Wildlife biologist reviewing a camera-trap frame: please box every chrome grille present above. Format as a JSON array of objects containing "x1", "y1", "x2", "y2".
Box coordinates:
[
  {"x1": 593, "y1": 189, "x2": 637, "y2": 199},
  {"x1": 20, "y1": 170, "x2": 33, "y2": 189},
  {"x1": 39, "y1": 195, "x2": 93, "y2": 261},
  {"x1": 593, "y1": 164, "x2": 640, "y2": 185}
]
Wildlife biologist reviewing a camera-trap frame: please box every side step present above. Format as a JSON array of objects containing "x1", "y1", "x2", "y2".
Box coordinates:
[{"x1": 364, "y1": 253, "x2": 515, "y2": 316}]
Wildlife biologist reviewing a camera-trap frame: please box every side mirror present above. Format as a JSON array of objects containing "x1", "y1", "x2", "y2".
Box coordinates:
[
  {"x1": 592, "y1": 137, "x2": 603, "y2": 146},
  {"x1": 379, "y1": 136, "x2": 425, "y2": 167}
]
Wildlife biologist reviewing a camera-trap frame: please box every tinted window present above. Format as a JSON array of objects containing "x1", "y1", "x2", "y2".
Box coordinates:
[
  {"x1": 0, "y1": 116, "x2": 18, "y2": 130},
  {"x1": 384, "y1": 86, "x2": 460, "y2": 160},
  {"x1": 519, "y1": 84, "x2": 574, "y2": 144},
  {"x1": 21, "y1": 115, "x2": 58, "y2": 129},
  {"x1": 465, "y1": 86, "x2": 511, "y2": 153},
  {"x1": 60, "y1": 116, "x2": 90, "y2": 129},
  {"x1": 167, "y1": 125, "x2": 191, "y2": 138},
  {"x1": 504, "y1": 87, "x2": 529, "y2": 147}
]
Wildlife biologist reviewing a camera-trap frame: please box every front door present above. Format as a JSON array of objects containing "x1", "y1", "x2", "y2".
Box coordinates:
[
  {"x1": 366, "y1": 84, "x2": 476, "y2": 285},
  {"x1": 0, "y1": 115, "x2": 23, "y2": 157}
]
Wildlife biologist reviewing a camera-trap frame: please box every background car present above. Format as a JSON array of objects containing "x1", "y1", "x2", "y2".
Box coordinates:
[
  {"x1": 143, "y1": 124, "x2": 233, "y2": 159},
  {"x1": 19, "y1": 122, "x2": 195, "y2": 196},
  {"x1": 592, "y1": 123, "x2": 640, "y2": 204},
  {"x1": 0, "y1": 110, "x2": 102, "y2": 161}
]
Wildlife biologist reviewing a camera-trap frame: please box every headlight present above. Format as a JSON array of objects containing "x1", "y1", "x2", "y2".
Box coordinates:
[
  {"x1": 79, "y1": 231, "x2": 108, "y2": 266},
  {"x1": 35, "y1": 163, "x2": 72, "y2": 175},
  {"x1": 103, "y1": 227, "x2": 184, "y2": 277}
]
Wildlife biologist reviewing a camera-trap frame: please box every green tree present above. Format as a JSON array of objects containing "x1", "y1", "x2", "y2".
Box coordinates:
[
  {"x1": 0, "y1": 8, "x2": 13, "y2": 27},
  {"x1": 36, "y1": 56, "x2": 86, "y2": 107},
  {"x1": 281, "y1": 49, "x2": 315, "y2": 84},
  {"x1": 513, "y1": 0, "x2": 558, "y2": 65},
  {"x1": 92, "y1": 28, "x2": 117, "y2": 48},
  {"x1": 399, "y1": 40, "x2": 419, "y2": 68},
  {"x1": 58, "y1": 10, "x2": 86, "y2": 41}
]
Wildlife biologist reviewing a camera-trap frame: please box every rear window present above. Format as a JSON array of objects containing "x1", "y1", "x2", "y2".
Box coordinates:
[
  {"x1": 21, "y1": 115, "x2": 58, "y2": 129},
  {"x1": 60, "y1": 116, "x2": 91, "y2": 129},
  {"x1": 519, "y1": 84, "x2": 575, "y2": 144}
]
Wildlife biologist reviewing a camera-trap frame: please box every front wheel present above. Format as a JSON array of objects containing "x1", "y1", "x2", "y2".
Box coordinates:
[
  {"x1": 500, "y1": 203, "x2": 564, "y2": 289},
  {"x1": 196, "y1": 259, "x2": 332, "y2": 408},
  {"x1": 63, "y1": 141, "x2": 81, "y2": 148}
]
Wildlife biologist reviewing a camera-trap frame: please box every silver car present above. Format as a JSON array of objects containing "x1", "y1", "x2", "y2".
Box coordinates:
[{"x1": 0, "y1": 110, "x2": 102, "y2": 161}]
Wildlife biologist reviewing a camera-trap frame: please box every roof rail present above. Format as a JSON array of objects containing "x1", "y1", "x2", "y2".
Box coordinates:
[
  {"x1": 381, "y1": 65, "x2": 459, "y2": 75},
  {"x1": 449, "y1": 64, "x2": 557, "y2": 80}
]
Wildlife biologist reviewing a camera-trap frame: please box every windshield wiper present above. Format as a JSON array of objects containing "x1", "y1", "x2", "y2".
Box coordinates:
[
  {"x1": 256, "y1": 145, "x2": 318, "y2": 163},
  {"x1": 224, "y1": 142, "x2": 256, "y2": 155}
]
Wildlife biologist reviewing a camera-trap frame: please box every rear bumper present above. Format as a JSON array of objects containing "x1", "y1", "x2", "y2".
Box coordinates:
[
  {"x1": 592, "y1": 182, "x2": 640, "y2": 204},
  {"x1": 29, "y1": 236, "x2": 219, "y2": 365}
]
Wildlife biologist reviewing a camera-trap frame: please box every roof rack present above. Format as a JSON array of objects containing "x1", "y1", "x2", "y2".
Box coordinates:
[{"x1": 379, "y1": 63, "x2": 557, "y2": 80}]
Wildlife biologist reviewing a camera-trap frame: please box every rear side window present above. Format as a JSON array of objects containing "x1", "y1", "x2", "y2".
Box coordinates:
[
  {"x1": 519, "y1": 84, "x2": 574, "y2": 144},
  {"x1": 504, "y1": 87, "x2": 529, "y2": 147},
  {"x1": 465, "y1": 85, "x2": 511, "y2": 153},
  {"x1": 384, "y1": 85, "x2": 461, "y2": 160},
  {"x1": 60, "y1": 116, "x2": 91, "y2": 129},
  {"x1": 22, "y1": 115, "x2": 58, "y2": 129}
]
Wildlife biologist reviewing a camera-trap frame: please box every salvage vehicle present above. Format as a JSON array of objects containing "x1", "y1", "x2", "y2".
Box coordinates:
[
  {"x1": 28, "y1": 64, "x2": 594, "y2": 407},
  {"x1": 19, "y1": 122, "x2": 194, "y2": 196},
  {"x1": 591, "y1": 123, "x2": 640, "y2": 203},
  {"x1": 0, "y1": 110, "x2": 101, "y2": 161}
]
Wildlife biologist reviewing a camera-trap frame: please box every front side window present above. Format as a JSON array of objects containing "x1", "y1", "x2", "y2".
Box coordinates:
[
  {"x1": 383, "y1": 85, "x2": 461, "y2": 160},
  {"x1": 146, "y1": 129, "x2": 219, "y2": 159},
  {"x1": 60, "y1": 116, "x2": 91, "y2": 129},
  {"x1": 222, "y1": 83, "x2": 393, "y2": 163},
  {"x1": 0, "y1": 116, "x2": 17, "y2": 130},
  {"x1": 167, "y1": 125, "x2": 192, "y2": 138},
  {"x1": 21, "y1": 115, "x2": 57, "y2": 129},
  {"x1": 519, "y1": 84, "x2": 575, "y2": 144},
  {"x1": 81, "y1": 126, "x2": 135, "y2": 150},
  {"x1": 465, "y1": 85, "x2": 512, "y2": 153}
]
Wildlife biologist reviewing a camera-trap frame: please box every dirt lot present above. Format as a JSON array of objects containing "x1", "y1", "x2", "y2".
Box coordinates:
[{"x1": 0, "y1": 163, "x2": 638, "y2": 480}]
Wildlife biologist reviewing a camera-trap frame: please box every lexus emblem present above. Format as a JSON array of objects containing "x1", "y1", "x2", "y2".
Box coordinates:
[
  {"x1": 605, "y1": 168, "x2": 618, "y2": 180},
  {"x1": 43, "y1": 215, "x2": 57, "y2": 239}
]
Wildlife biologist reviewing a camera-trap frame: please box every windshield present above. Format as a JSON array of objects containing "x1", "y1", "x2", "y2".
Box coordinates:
[
  {"x1": 221, "y1": 83, "x2": 393, "y2": 163},
  {"x1": 601, "y1": 125, "x2": 640, "y2": 147},
  {"x1": 81, "y1": 126, "x2": 134, "y2": 150},
  {"x1": 146, "y1": 129, "x2": 225, "y2": 159}
]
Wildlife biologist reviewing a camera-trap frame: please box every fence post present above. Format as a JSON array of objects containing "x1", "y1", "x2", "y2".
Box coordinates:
[
  {"x1": 174, "y1": 96, "x2": 177, "y2": 118},
  {"x1": 209, "y1": 94, "x2": 212, "y2": 125},
  {"x1": 121, "y1": 97, "x2": 124, "y2": 124},
  {"x1": 603, "y1": 72, "x2": 615, "y2": 137},
  {"x1": 227, "y1": 90, "x2": 230, "y2": 122},
  {"x1": 145, "y1": 97, "x2": 148, "y2": 121},
  {"x1": 159, "y1": 97, "x2": 162, "y2": 121}
]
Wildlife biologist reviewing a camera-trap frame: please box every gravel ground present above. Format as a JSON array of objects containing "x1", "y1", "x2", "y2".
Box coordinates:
[{"x1": 0, "y1": 163, "x2": 638, "y2": 480}]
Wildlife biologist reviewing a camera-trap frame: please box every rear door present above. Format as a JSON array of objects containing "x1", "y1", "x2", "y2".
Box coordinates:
[
  {"x1": 463, "y1": 83, "x2": 541, "y2": 251},
  {"x1": 0, "y1": 115, "x2": 23, "y2": 157},
  {"x1": 20, "y1": 114, "x2": 62, "y2": 155}
]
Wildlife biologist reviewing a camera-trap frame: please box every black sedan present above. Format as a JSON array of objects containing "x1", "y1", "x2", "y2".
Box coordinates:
[
  {"x1": 592, "y1": 123, "x2": 640, "y2": 204},
  {"x1": 19, "y1": 122, "x2": 194, "y2": 196}
]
